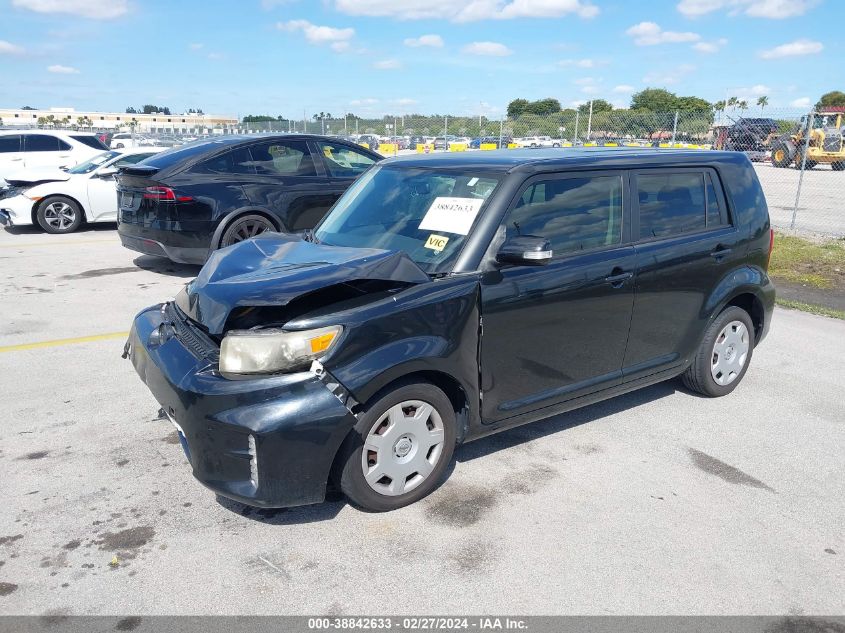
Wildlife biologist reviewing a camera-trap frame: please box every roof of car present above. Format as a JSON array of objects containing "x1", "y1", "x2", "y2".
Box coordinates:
[
  {"x1": 0, "y1": 129, "x2": 98, "y2": 137},
  {"x1": 381, "y1": 148, "x2": 750, "y2": 173}
]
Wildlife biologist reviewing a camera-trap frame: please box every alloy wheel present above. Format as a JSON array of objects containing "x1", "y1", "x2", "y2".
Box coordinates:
[
  {"x1": 361, "y1": 400, "x2": 446, "y2": 496},
  {"x1": 221, "y1": 218, "x2": 273, "y2": 247},
  {"x1": 711, "y1": 320, "x2": 750, "y2": 386},
  {"x1": 43, "y1": 202, "x2": 76, "y2": 231}
]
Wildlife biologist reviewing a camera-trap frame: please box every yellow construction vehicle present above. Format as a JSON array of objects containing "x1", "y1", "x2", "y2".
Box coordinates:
[{"x1": 771, "y1": 107, "x2": 845, "y2": 170}]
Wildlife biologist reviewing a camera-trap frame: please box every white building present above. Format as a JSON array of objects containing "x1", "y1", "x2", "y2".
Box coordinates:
[{"x1": 0, "y1": 106, "x2": 237, "y2": 133}]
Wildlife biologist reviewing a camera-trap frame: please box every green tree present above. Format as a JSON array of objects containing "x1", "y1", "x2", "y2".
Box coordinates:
[
  {"x1": 141, "y1": 104, "x2": 171, "y2": 115},
  {"x1": 816, "y1": 91, "x2": 845, "y2": 109},
  {"x1": 524, "y1": 98, "x2": 562, "y2": 116},
  {"x1": 126, "y1": 106, "x2": 138, "y2": 114},
  {"x1": 21, "y1": 105, "x2": 36, "y2": 110},
  {"x1": 578, "y1": 99, "x2": 613, "y2": 115},
  {"x1": 507, "y1": 98, "x2": 530, "y2": 118},
  {"x1": 727, "y1": 96, "x2": 738, "y2": 111},
  {"x1": 756, "y1": 96, "x2": 769, "y2": 112},
  {"x1": 676, "y1": 96, "x2": 711, "y2": 111},
  {"x1": 630, "y1": 88, "x2": 678, "y2": 112},
  {"x1": 738, "y1": 100, "x2": 748, "y2": 112}
]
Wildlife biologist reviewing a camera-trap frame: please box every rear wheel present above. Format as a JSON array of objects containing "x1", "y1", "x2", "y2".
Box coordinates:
[
  {"x1": 771, "y1": 142, "x2": 794, "y2": 167},
  {"x1": 36, "y1": 196, "x2": 83, "y2": 234},
  {"x1": 796, "y1": 147, "x2": 817, "y2": 169},
  {"x1": 219, "y1": 214, "x2": 276, "y2": 248},
  {"x1": 682, "y1": 306, "x2": 755, "y2": 398},
  {"x1": 336, "y1": 381, "x2": 456, "y2": 512},
  {"x1": 832, "y1": 161, "x2": 845, "y2": 171}
]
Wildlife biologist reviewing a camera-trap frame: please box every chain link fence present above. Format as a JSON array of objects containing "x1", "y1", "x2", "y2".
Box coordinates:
[{"x1": 3, "y1": 106, "x2": 843, "y2": 236}]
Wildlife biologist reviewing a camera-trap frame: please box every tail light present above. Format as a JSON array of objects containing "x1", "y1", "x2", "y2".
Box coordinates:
[
  {"x1": 143, "y1": 186, "x2": 192, "y2": 202},
  {"x1": 766, "y1": 228, "x2": 774, "y2": 268}
]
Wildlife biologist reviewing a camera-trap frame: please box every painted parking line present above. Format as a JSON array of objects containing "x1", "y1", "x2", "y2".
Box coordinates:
[
  {"x1": 0, "y1": 239, "x2": 117, "y2": 249},
  {"x1": 0, "y1": 331, "x2": 129, "y2": 353}
]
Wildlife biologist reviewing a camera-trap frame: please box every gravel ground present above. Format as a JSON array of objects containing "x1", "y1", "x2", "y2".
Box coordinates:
[{"x1": 0, "y1": 223, "x2": 843, "y2": 616}]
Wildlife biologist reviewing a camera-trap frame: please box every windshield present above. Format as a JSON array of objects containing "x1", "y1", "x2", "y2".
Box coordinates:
[
  {"x1": 315, "y1": 165, "x2": 500, "y2": 274},
  {"x1": 67, "y1": 151, "x2": 120, "y2": 174}
]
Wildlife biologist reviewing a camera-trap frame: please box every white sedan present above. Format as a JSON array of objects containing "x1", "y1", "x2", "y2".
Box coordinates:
[{"x1": 0, "y1": 147, "x2": 162, "y2": 234}]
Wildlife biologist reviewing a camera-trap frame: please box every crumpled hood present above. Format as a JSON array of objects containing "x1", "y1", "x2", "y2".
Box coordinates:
[
  {"x1": 5, "y1": 167, "x2": 72, "y2": 186},
  {"x1": 175, "y1": 233, "x2": 430, "y2": 335}
]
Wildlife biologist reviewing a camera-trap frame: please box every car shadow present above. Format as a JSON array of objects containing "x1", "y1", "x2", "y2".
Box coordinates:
[
  {"x1": 215, "y1": 491, "x2": 347, "y2": 525},
  {"x1": 3, "y1": 222, "x2": 117, "y2": 236},
  {"x1": 133, "y1": 255, "x2": 201, "y2": 278}
]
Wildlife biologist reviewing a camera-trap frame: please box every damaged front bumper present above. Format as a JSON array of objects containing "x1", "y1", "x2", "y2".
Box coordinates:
[{"x1": 126, "y1": 302, "x2": 358, "y2": 508}]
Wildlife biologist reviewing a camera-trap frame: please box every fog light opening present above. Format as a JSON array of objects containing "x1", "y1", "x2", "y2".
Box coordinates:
[{"x1": 248, "y1": 434, "x2": 259, "y2": 489}]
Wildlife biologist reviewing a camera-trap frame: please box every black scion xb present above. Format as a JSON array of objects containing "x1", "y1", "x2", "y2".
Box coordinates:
[
  {"x1": 125, "y1": 149, "x2": 775, "y2": 512},
  {"x1": 116, "y1": 134, "x2": 382, "y2": 264}
]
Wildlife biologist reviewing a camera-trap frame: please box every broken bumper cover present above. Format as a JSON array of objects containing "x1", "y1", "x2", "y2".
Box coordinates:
[
  {"x1": 0, "y1": 194, "x2": 35, "y2": 226},
  {"x1": 126, "y1": 303, "x2": 357, "y2": 508}
]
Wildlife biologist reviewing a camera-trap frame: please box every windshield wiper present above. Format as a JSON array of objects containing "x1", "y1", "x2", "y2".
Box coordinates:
[{"x1": 302, "y1": 229, "x2": 321, "y2": 244}]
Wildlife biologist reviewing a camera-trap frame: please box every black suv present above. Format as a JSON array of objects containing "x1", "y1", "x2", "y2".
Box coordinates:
[
  {"x1": 115, "y1": 134, "x2": 382, "y2": 264},
  {"x1": 126, "y1": 149, "x2": 775, "y2": 512}
]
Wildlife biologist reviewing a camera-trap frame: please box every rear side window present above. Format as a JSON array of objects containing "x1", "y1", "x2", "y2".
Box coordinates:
[
  {"x1": 506, "y1": 175, "x2": 623, "y2": 256},
  {"x1": 24, "y1": 134, "x2": 71, "y2": 152},
  {"x1": 71, "y1": 135, "x2": 108, "y2": 150},
  {"x1": 193, "y1": 147, "x2": 255, "y2": 175},
  {"x1": 249, "y1": 140, "x2": 316, "y2": 176},
  {"x1": 139, "y1": 139, "x2": 229, "y2": 171},
  {"x1": 317, "y1": 141, "x2": 376, "y2": 177},
  {"x1": 114, "y1": 153, "x2": 157, "y2": 167},
  {"x1": 637, "y1": 172, "x2": 706, "y2": 239},
  {"x1": 0, "y1": 135, "x2": 21, "y2": 153},
  {"x1": 705, "y1": 173, "x2": 727, "y2": 227}
]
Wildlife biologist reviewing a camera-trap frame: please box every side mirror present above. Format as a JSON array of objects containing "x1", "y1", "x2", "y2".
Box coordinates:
[
  {"x1": 496, "y1": 235, "x2": 552, "y2": 266},
  {"x1": 97, "y1": 167, "x2": 118, "y2": 179}
]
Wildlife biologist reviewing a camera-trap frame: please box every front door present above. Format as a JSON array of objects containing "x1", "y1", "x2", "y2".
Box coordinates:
[
  {"x1": 480, "y1": 171, "x2": 636, "y2": 422},
  {"x1": 22, "y1": 134, "x2": 73, "y2": 170}
]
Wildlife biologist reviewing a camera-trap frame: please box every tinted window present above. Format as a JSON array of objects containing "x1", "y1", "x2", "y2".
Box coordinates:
[
  {"x1": 71, "y1": 135, "x2": 108, "y2": 150},
  {"x1": 317, "y1": 141, "x2": 376, "y2": 177},
  {"x1": 0, "y1": 135, "x2": 21, "y2": 153},
  {"x1": 139, "y1": 139, "x2": 232, "y2": 171},
  {"x1": 506, "y1": 175, "x2": 623, "y2": 255},
  {"x1": 25, "y1": 134, "x2": 63, "y2": 152},
  {"x1": 194, "y1": 147, "x2": 255, "y2": 175},
  {"x1": 249, "y1": 140, "x2": 316, "y2": 176},
  {"x1": 637, "y1": 172, "x2": 706, "y2": 239},
  {"x1": 705, "y1": 172, "x2": 726, "y2": 227},
  {"x1": 114, "y1": 153, "x2": 158, "y2": 167}
]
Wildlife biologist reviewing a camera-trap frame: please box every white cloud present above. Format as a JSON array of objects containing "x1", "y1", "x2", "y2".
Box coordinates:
[
  {"x1": 573, "y1": 76, "x2": 596, "y2": 85},
  {"x1": 759, "y1": 38, "x2": 823, "y2": 59},
  {"x1": 189, "y1": 43, "x2": 204, "y2": 50},
  {"x1": 613, "y1": 84, "x2": 635, "y2": 93},
  {"x1": 558, "y1": 58, "x2": 596, "y2": 68},
  {"x1": 462, "y1": 41, "x2": 513, "y2": 56},
  {"x1": 0, "y1": 40, "x2": 25, "y2": 55},
  {"x1": 626, "y1": 22, "x2": 700, "y2": 46},
  {"x1": 374, "y1": 59, "x2": 402, "y2": 69},
  {"x1": 350, "y1": 98, "x2": 379, "y2": 106},
  {"x1": 677, "y1": 0, "x2": 818, "y2": 19},
  {"x1": 581, "y1": 85, "x2": 600, "y2": 94},
  {"x1": 332, "y1": 0, "x2": 598, "y2": 22},
  {"x1": 278, "y1": 20, "x2": 355, "y2": 46},
  {"x1": 47, "y1": 64, "x2": 80, "y2": 74},
  {"x1": 12, "y1": 0, "x2": 128, "y2": 19},
  {"x1": 790, "y1": 97, "x2": 811, "y2": 108},
  {"x1": 693, "y1": 37, "x2": 727, "y2": 53},
  {"x1": 642, "y1": 63, "x2": 696, "y2": 85},
  {"x1": 393, "y1": 98, "x2": 418, "y2": 106},
  {"x1": 207, "y1": 52, "x2": 225, "y2": 60},
  {"x1": 404, "y1": 34, "x2": 444, "y2": 47}
]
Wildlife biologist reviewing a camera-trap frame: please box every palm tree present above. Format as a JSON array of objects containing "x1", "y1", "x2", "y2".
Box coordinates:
[
  {"x1": 727, "y1": 96, "x2": 738, "y2": 112},
  {"x1": 738, "y1": 100, "x2": 748, "y2": 112},
  {"x1": 756, "y1": 96, "x2": 769, "y2": 113}
]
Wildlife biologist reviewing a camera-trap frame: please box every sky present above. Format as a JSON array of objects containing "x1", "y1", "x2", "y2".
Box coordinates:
[{"x1": 0, "y1": 0, "x2": 840, "y2": 119}]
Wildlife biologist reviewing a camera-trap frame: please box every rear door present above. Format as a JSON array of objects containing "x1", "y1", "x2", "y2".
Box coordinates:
[
  {"x1": 480, "y1": 170, "x2": 636, "y2": 422},
  {"x1": 87, "y1": 152, "x2": 158, "y2": 221},
  {"x1": 22, "y1": 134, "x2": 74, "y2": 170},
  {"x1": 241, "y1": 139, "x2": 334, "y2": 231},
  {"x1": 313, "y1": 139, "x2": 379, "y2": 209},
  {"x1": 623, "y1": 168, "x2": 740, "y2": 380},
  {"x1": 0, "y1": 135, "x2": 24, "y2": 181}
]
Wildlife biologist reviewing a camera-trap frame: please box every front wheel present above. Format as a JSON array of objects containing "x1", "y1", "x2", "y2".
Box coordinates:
[
  {"x1": 831, "y1": 161, "x2": 845, "y2": 171},
  {"x1": 771, "y1": 142, "x2": 794, "y2": 167},
  {"x1": 336, "y1": 381, "x2": 457, "y2": 512},
  {"x1": 36, "y1": 196, "x2": 83, "y2": 234},
  {"x1": 681, "y1": 306, "x2": 755, "y2": 397}
]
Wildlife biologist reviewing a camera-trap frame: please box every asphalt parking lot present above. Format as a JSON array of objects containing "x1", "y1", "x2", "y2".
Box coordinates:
[{"x1": 1, "y1": 224, "x2": 843, "y2": 616}]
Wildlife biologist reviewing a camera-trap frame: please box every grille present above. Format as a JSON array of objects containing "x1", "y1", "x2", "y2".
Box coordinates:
[{"x1": 164, "y1": 302, "x2": 219, "y2": 362}]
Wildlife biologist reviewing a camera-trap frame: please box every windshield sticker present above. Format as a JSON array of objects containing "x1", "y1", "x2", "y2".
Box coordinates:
[
  {"x1": 419, "y1": 197, "x2": 484, "y2": 235},
  {"x1": 424, "y1": 234, "x2": 449, "y2": 252}
]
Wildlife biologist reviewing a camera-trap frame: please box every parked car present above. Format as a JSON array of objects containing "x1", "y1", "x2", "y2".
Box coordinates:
[
  {"x1": 0, "y1": 147, "x2": 163, "y2": 233},
  {"x1": 111, "y1": 133, "x2": 145, "y2": 149},
  {"x1": 409, "y1": 136, "x2": 427, "y2": 150},
  {"x1": 357, "y1": 135, "x2": 380, "y2": 151},
  {"x1": 116, "y1": 134, "x2": 382, "y2": 264},
  {"x1": 0, "y1": 130, "x2": 108, "y2": 186},
  {"x1": 125, "y1": 148, "x2": 775, "y2": 512},
  {"x1": 516, "y1": 136, "x2": 562, "y2": 148}
]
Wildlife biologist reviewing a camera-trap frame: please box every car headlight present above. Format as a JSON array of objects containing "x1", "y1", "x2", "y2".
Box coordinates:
[{"x1": 219, "y1": 325, "x2": 342, "y2": 376}]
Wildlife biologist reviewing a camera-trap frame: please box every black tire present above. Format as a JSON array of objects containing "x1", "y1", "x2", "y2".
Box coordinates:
[
  {"x1": 682, "y1": 306, "x2": 755, "y2": 398},
  {"x1": 335, "y1": 381, "x2": 457, "y2": 512},
  {"x1": 114, "y1": 143, "x2": 124, "y2": 149},
  {"x1": 219, "y1": 214, "x2": 276, "y2": 249},
  {"x1": 770, "y1": 142, "x2": 794, "y2": 168},
  {"x1": 552, "y1": 143, "x2": 561, "y2": 148},
  {"x1": 796, "y1": 148, "x2": 816, "y2": 169},
  {"x1": 832, "y1": 162, "x2": 845, "y2": 171},
  {"x1": 36, "y1": 196, "x2": 83, "y2": 234}
]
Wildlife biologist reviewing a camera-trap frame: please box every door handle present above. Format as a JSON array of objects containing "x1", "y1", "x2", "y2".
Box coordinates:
[
  {"x1": 710, "y1": 246, "x2": 733, "y2": 259},
  {"x1": 605, "y1": 270, "x2": 633, "y2": 287}
]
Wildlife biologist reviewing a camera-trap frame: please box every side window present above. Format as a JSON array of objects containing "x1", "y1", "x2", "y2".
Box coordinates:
[
  {"x1": 194, "y1": 147, "x2": 255, "y2": 175},
  {"x1": 57, "y1": 139, "x2": 72, "y2": 151},
  {"x1": 24, "y1": 134, "x2": 62, "y2": 152},
  {"x1": 0, "y1": 135, "x2": 22, "y2": 153},
  {"x1": 249, "y1": 140, "x2": 315, "y2": 176},
  {"x1": 317, "y1": 141, "x2": 376, "y2": 177},
  {"x1": 114, "y1": 153, "x2": 155, "y2": 168},
  {"x1": 637, "y1": 172, "x2": 706, "y2": 239},
  {"x1": 705, "y1": 172, "x2": 727, "y2": 227},
  {"x1": 506, "y1": 175, "x2": 623, "y2": 256}
]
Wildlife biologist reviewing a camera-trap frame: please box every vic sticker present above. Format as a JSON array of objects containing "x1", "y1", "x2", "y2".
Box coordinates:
[
  {"x1": 419, "y1": 196, "x2": 485, "y2": 236},
  {"x1": 424, "y1": 234, "x2": 449, "y2": 252}
]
